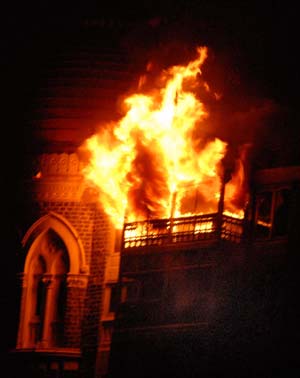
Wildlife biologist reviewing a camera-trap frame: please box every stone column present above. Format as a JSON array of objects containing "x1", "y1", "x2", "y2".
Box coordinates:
[
  {"x1": 40, "y1": 275, "x2": 56, "y2": 348},
  {"x1": 16, "y1": 273, "x2": 28, "y2": 348}
]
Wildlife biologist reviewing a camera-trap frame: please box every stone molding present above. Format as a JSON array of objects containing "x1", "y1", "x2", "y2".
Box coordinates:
[
  {"x1": 41, "y1": 274, "x2": 54, "y2": 288},
  {"x1": 66, "y1": 274, "x2": 89, "y2": 288},
  {"x1": 38, "y1": 153, "x2": 84, "y2": 177},
  {"x1": 27, "y1": 153, "x2": 98, "y2": 202},
  {"x1": 31, "y1": 178, "x2": 87, "y2": 202}
]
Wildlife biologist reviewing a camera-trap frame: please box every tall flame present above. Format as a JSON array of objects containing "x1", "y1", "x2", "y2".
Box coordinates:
[{"x1": 81, "y1": 46, "x2": 247, "y2": 228}]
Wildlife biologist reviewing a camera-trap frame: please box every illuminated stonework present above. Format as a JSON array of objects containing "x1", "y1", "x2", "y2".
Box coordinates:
[
  {"x1": 38, "y1": 153, "x2": 83, "y2": 176},
  {"x1": 30, "y1": 153, "x2": 88, "y2": 202}
]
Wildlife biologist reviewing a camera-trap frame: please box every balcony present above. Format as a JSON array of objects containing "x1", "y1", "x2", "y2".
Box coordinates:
[{"x1": 122, "y1": 213, "x2": 244, "y2": 250}]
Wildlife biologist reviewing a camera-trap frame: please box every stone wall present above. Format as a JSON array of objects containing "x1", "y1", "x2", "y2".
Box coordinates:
[{"x1": 15, "y1": 152, "x2": 116, "y2": 377}]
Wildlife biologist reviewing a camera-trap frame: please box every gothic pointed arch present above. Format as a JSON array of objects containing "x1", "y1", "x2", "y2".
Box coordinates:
[
  {"x1": 17, "y1": 212, "x2": 88, "y2": 349},
  {"x1": 23, "y1": 212, "x2": 88, "y2": 275}
]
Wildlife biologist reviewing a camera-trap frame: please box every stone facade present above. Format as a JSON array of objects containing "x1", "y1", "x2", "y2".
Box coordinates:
[{"x1": 12, "y1": 152, "x2": 120, "y2": 378}]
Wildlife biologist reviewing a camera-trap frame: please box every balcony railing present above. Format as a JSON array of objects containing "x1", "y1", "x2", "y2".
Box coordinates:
[{"x1": 122, "y1": 213, "x2": 244, "y2": 249}]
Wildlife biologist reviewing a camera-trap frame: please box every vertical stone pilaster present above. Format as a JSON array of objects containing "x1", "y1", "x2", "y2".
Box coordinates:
[
  {"x1": 16, "y1": 273, "x2": 28, "y2": 348},
  {"x1": 40, "y1": 275, "x2": 56, "y2": 348},
  {"x1": 79, "y1": 207, "x2": 115, "y2": 378},
  {"x1": 64, "y1": 274, "x2": 89, "y2": 348}
]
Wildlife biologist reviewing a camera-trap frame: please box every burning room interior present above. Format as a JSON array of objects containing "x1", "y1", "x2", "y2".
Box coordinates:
[{"x1": 3, "y1": 2, "x2": 300, "y2": 378}]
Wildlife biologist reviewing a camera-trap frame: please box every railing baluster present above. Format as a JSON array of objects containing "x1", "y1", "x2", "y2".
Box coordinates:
[{"x1": 123, "y1": 213, "x2": 243, "y2": 249}]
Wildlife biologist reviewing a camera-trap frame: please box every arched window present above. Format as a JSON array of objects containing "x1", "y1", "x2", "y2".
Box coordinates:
[
  {"x1": 17, "y1": 212, "x2": 87, "y2": 350},
  {"x1": 30, "y1": 256, "x2": 46, "y2": 344},
  {"x1": 21, "y1": 229, "x2": 69, "y2": 348}
]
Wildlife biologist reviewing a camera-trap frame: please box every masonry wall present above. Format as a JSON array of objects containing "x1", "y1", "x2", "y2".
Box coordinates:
[
  {"x1": 18, "y1": 200, "x2": 95, "y2": 349},
  {"x1": 80, "y1": 206, "x2": 115, "y2": 378},
  {"x1": 11, "y1": 151, "x2": 117, "y2": 378}
]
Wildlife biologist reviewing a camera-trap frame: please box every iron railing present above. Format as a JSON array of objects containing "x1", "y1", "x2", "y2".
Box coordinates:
[{"x1": 122, "y1": 213, "x2": 244, "y2": 249}]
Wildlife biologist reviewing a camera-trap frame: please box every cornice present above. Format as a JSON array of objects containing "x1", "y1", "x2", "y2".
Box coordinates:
[{"x1": 26, "y1": 153, "x2": 95, "y2": 202}]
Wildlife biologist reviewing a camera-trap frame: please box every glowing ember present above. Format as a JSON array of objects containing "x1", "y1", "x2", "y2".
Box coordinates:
[{"x1": 81, "y1": 46, "x2": 247, "y2": 229}]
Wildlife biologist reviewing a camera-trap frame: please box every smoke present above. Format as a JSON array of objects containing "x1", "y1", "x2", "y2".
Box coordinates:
[
  {"x1": 130, "y1": 39, "x2": 281, "y2": 180},
  {"x1": 79, "y1": 30, "x2": 285, "y2": 224},
  {"x1": 118, "y1": 20, "x2": 281, "y2": 154},
  {"x1": 126, "y1": 138, "x2": 170, "y2": 219}
]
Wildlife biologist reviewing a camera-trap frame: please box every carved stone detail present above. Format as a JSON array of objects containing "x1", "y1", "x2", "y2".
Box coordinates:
[
  {"x1": 37, "y1": 153, "x2": 84, "y2": 177},
  {"x1": 32, "y1": 179, "x2": 87, "y2": 201},
  {"x1": 27, "y1": 153, "x2": 97, "y2": 202},
  {"x1": 57, "y1": 153, "x2": 69, "y2": 174},
  {"x1": 66, "y1": 274, "x2": 89, "y2": 288},
  {"x1": 69, "y1": 153, "x2": 80, "y2": 174},
  {"x1": 28, "y1": 153, "x2": 91, "y2": 201},
  {"x1": 41, "y1": 275, "x2": 53, "y2": 288}
]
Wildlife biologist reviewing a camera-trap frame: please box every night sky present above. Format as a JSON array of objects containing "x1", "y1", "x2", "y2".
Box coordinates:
[{"x1": 3, "y1": 0, "x2": 299, "y2": 156}]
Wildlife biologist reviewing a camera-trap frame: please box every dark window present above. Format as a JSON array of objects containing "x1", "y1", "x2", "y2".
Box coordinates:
[
  {"x1": 255, "y1": 189, "x2": 290, "y2": 239},
  {"x1": 35, "y1": 277, "x2": 46, "y2": 342},
  {"x1": 122, "y1": 280, "x2": 140, "y2": 303},
  {"x1": 255, "y1": 191, "x2": 272, "y2": 238},
  {"x1": 109, "y1": 285, "x2": 119, "y2": 313},
  {"x1": 273, "y1": 189, "x2": 290, "y2": 237},
  {"x1": 57, "y1": 280, "x2": 67, "y2": 321},
  {"x1": 35, "y1": 278, "x2": 46, "y2": 318}
]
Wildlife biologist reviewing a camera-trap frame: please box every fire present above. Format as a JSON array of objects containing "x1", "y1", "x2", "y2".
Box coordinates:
[
  {"x1": 81, "y1": 46, "x2": 247, "y2": 229},
  {"x1": 224, "y1": 145, "x2": 250, "y2": 219}
]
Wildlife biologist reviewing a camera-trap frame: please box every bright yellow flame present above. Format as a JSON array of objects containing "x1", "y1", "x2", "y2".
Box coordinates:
[{"x1": 81, "y1": 46, "x2": 246, "y2": 229}]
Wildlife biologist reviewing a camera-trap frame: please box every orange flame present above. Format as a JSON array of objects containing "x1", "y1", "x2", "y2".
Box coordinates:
[{"x1": 81, "y1": 46, "x2": 247, "y2": 228}]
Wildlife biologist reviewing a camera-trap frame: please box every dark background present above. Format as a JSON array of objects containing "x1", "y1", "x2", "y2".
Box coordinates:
[
  {"x1": 2, "y1": 1, "x2": 299, "y2": 150},
  {"x1": 1, "y1": 0, "x2": 299, "y2": 371},
  {"x1": 2, "y1": 0, "x2": 299, "y2": 177}
]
